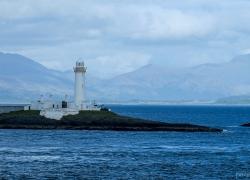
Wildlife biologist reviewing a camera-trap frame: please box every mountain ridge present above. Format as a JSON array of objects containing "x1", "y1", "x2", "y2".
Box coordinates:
[{"x1": 0, "y1": 52, "x2": 250, "y2": 103}]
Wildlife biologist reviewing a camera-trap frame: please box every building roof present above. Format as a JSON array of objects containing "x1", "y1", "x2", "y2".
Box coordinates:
[{"x1": 0, "y1": 104, "x2": 31, "y2": 107}]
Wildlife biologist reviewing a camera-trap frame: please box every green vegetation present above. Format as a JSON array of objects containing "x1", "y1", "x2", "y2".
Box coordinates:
[{"x1": 0, "y1": 110, "x2": 222, "y2": 132}]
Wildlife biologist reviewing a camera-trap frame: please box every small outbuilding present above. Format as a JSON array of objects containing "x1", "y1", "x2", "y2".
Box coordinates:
[{"x1": 0, "y1": 104, "x2": 31, "y2": 114}]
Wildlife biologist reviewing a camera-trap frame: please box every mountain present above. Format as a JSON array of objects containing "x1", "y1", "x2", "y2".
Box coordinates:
[
  {"x1": 0, "y1": 52, "x2": 74, "y2": 102},
  {"x1": 0, "y1": 52, "x2": 250, "y2": 103},
  {"x1": 95, "y1": 54, "x2": 250, "y2": 101},
  {"x1": 94, "y1": 64, "x2": 186, "y2": 101}
]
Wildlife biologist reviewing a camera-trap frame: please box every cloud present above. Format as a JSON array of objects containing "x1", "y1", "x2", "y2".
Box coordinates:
[
  {"x1": 0, "y1": 0, "x2": 250, "y2": 77},
  {"x1": 107, "y1": 7, "x2": 216, "y2": 40},
  {"x1": 0, "y1": 0, "x2": 217, "y2": 44},
  {"x1": 15, "y1": 40, "x2": 150, "y2": 78},
  {"x1": 85, "y1": 53, "x2": 151, "y2": 78}
]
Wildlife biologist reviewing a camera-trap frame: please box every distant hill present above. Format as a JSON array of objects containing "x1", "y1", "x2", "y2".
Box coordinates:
[
  {"x1": 216, "y1": 95, "x2": 250, "y2": 104},
  {"x1": 96, "y1": 54, "x2": 250, "y2": 101},
  {"x1": 0, "y1": 52, "x2": 73, "y2": 102},
  {"x1": 0, "y1": 52, "x2": 250, "y2": 103}
]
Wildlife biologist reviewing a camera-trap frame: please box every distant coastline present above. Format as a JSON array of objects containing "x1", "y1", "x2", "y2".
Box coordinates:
[
  {"x1": 100, "y1": 101, "x2": 250, "y2": 106},
  {"x1": 94, "y1": 96, "x2": 250, "y2": 106},
  {"x1": 3, "y1": 101, "x2": 250, "y2": 107}
]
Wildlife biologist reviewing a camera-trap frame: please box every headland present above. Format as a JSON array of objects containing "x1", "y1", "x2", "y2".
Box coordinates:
[{"x1": 0, "y1": 110, "x2": 222, "y2": 132}]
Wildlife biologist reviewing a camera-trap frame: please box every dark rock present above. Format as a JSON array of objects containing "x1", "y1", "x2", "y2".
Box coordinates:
[
  {"x1": 0, "y1": 110, "x2": 222, "y2": 132},
  {"x1": 241, "y1": 123, "x2": 250, "y2": 127}
]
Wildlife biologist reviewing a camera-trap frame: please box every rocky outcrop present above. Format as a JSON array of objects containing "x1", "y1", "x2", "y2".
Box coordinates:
[
  {"x1": 0, "y1": 110, "x2": 222, "y2": 132},
  {"x1": 241, "y1": 123, "x2": 250, "y2": 127}
]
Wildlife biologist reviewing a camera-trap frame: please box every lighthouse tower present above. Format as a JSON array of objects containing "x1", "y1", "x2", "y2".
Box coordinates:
[{"x1": 74, "y1": 61, "x2": 87, "y2": 110}]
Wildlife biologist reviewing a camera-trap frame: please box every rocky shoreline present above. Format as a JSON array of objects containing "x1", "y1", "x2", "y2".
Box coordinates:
[
  {"x1": 241, "y1": 123, "x2": 250, "y2": 127},
  {"x1": 0, "y1": 110, "x2": 222, "y2": 132}
]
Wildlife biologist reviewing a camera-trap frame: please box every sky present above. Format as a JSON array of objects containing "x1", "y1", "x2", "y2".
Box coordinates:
[{"x1": 1, "y1": 0, "x2": 250, "y2": 78}]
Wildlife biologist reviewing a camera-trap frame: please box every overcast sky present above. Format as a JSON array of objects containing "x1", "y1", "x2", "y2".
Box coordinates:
[{"x1": 1, "y1": 0, "x2": 250, "y2": 78}]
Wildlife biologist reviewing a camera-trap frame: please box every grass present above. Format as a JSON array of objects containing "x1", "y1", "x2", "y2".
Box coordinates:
[{"x1": 0, "y1": 110, "x2": 222, "y2": 132}]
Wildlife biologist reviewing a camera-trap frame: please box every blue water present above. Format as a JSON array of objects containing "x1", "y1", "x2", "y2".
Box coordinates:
[{"x1": 0, "y1": 105, "x2": 250, "y2": 179}]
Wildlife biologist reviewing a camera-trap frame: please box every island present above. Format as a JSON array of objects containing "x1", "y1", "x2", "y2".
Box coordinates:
[
  {"x1": 0, "y1": 110, "x2": 222, "y2": 132},
  {"x1": 241, "y1": 123, "x2": 250, "y2": 127}
]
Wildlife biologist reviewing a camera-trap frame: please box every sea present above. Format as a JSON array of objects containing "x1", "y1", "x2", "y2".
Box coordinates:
[{"x1": 0, "y1": 105, "x2": 250, "y2": 179}]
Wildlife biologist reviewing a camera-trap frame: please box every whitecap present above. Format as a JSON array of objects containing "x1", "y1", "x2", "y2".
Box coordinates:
[{"x1": 5, "y1": 155, "x2": 60, "y2": 162}]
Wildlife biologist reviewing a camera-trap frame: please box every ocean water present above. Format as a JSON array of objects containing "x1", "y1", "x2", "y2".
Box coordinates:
[{"x1": 0, "y1": 105, "x2": 250, "y2": 179}]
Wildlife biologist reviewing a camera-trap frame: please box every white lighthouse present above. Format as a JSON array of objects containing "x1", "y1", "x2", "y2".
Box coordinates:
[
  {"x1": 31, "y1": 60, "x2": 101, "y2": 120},
  {"x1": 74, "y1": 61, "x2": 87, "y2": 110}
]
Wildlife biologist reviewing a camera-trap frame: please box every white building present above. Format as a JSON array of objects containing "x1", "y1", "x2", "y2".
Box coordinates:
[
  {"x1": 74, "y1": 61, "x2": 87, "y2": 110},
  {"x1": 31, "y1": 60, "x2": 101, "y2": 120},
  {"x1": 0, "y1": 60, "x2": 104, "y2": 119}
]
